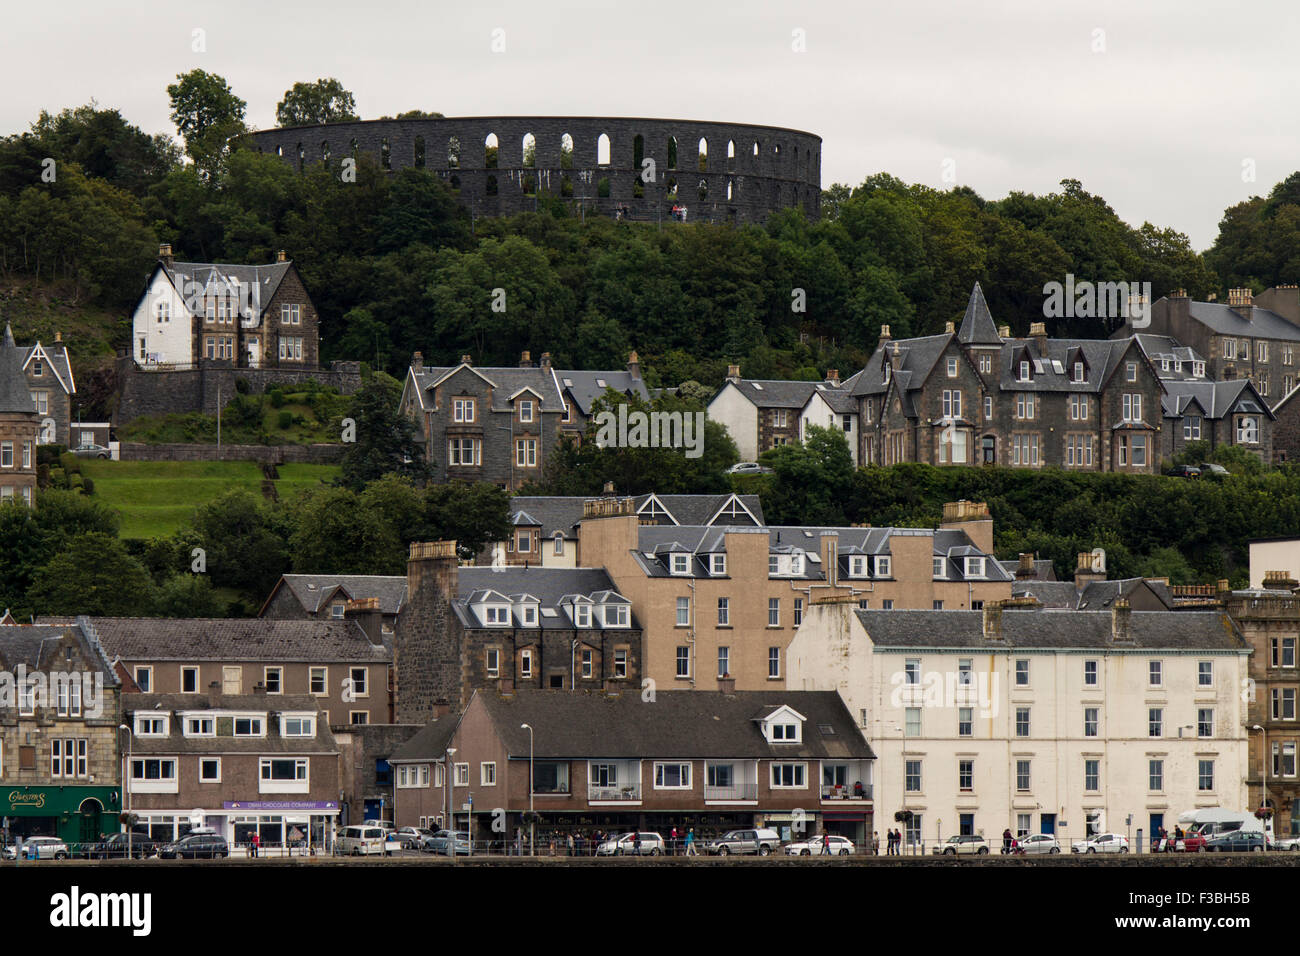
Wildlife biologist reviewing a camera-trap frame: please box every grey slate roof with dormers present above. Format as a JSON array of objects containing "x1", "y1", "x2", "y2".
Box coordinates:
[
  {"x1": 162, "y1": 260, "x2": 293, "y2": 322},
  {"x1": 998, "y1": 337, "x2": 1145, "y2": 394},
  {"x1": 855, "y1": 608, "x2": 1246, "y2": 650},
  {"x1": 1133, "y1": 335, "x2": 1207, "y2": 381},
  {"x1": 89, "y1": 618, "x2": 392, "y2": 662},
  {"x1": 20, "y1": 343, "x2": 75, "y2": 396},
  {"x1": 453, "y1": 567, "x2": 635, "y2": 629},
  {"x1": 1186, "y1": 302, "x2": 1300, "y2": 342},
  {"x1": 0, "y1": 622, "x2": 118, "y2": 681},
  {"x1": 412, "y1": 364, "x2": 565, "y2": 412},
  {"x1": 1160, "y1": 379, "x2": 1273, "y2": 421},
  {"x1": 472, "y1": 689, "x2": 875, "y2": 760}
]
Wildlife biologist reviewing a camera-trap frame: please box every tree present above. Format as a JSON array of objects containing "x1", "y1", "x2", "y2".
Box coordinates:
[
  {"x1": 424, "y1": 483, "x2": 512, "y2": 559},
  {"x1": 186, "y1": 490, "x2": 289, "y2": 598},
  {"x1": 29, "y1": 533, "x2": 157, "y2": 616},
  {"x1": 166, "y1": 70, "x2": 248, "y2": 181},
  {"x1": 154, "y1": 574, "x2": 224, "y2": 617},
  {"x1": 340, "y1": 374, "x2": 430, "y2": 489},
  {"x1": 759, "y1": 425, "x2": 855, "y2": 525},
  {"x1": 275, "y1": 79, "x2": 360, "y2": 127},
  {"x1": 287, "y1": 486, "x2": 404, "y2": 574}
]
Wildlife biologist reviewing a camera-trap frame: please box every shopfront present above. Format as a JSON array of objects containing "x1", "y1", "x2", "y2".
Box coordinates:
[
  {"x1": 135, "y1": 801, "x2": 338, "y2": 850},
  {"x1": 1, "y1": 786, "x2": 121, "y2": 848}
]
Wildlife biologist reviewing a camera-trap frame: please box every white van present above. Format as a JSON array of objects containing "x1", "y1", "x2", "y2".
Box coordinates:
[{"x1": 335, "y1": 825, "x2": 391, "y2": 856}]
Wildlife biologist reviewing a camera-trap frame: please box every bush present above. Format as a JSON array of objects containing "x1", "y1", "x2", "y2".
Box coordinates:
[
  {"x1": 268, "y1": 388, "x2": 285, "y2": 408},
  {"x1": 235, "y1": 377, "x2": 251, "y2": 395},
  {"x1": 81, "y1": 477, "x2": 94, "y2": 495},
  {"x1": 277, "y1": 410, "x2": 293, "y2": 430}
]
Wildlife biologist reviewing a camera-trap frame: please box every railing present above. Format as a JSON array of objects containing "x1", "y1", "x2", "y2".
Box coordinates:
[
  {"x1": 588, "y1": 785, "x2": 641, "y2": 802},
  {"x1": 703, "y1": 784, "x2": 758, "y2": 801},
  {"x1": 820, "y1": 784, "x2": 872, "y2": 800}
]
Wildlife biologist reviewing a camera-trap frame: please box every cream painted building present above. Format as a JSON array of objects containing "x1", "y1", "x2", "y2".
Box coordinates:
[
  {"x1": 1248, "y1": 538, "x2": 1300, "y2": 589},
  {"x1": 787, "y1": 600, "x2": 1252, "y2": 850}
]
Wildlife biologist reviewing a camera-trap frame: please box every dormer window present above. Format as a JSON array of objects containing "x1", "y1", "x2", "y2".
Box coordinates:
[
  {"x1": 185, "y1": 717, "x2": 215, "y2": 737},
  {"x1": 883, "y1": 363, "x2": 891, "y2": 384},
  {"x1": 933, "y1": 556, "x2": 945, "y2": 578},
  {"x1": 790, "y1": 553, "x2": 804, "y2": 575},
  {"x1": 484, "y1": 606, "x2": 510, "y2": 625},
  {"x1": 519, "y1": 399, "x2": 534, "y2": 423},
  {"x1": 31, "y1": 360, "x2": 42, "y2": 377},
  {"x1": 671, "y1": 554, "x2": 689, "y2": 575},
  {"x1": 233, "y1": 716, "x2": 265, "y2": 737},
  {"x1": 520, "y1": 605, "x2": 538, "y2": 626},
  {"x1": 965, "y1": 556, "x2": 985, "y2": 578},
  {"x1": 282, "y1": 715, "x2": 315, "y2": 737},
  {"x1": 604, "y1": 604, "x2": 629, "y2": 628},
  {"x1": 1073, "y1": 361, "x2": 1084, "y2": 382},
  {"x1": 876, "y1": 556, "x2": 892, "y2": 578},
  {"x1": 1018, "y1": 360, "x2": 1030, "y2": 382},
  {"x1": 575, "y1": 605, "x2": 591, "y2": 628},
  {"x1": 453, "y1": 398, "x2": 475, "y2": 423},
  {"x1": 850, "y1": 555, "x2": 866, "y2": 577},
  {"x1": 711, "y1": 554, "x2": 726, "y2": 575},
  {"x1": 136, "y1": 715, "x2": 168, "y2": 736},
  {"x1": 769, "y1": 554, "x2": 779, "y2": 574},
  {"x1": 1194, "y1": 361, "x2": 1205, "y2": 377}
]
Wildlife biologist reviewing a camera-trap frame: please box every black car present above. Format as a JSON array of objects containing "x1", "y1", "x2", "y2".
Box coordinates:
[
  {"x1": 1168, "y1": 464, "x2": 1201, "y2": 479},
  {"x1": 158, "y1": 833, "x2": 229, "y2": 859},
  {"x1": 90, "y1": 831, "x2": 158, "y2": 859}
]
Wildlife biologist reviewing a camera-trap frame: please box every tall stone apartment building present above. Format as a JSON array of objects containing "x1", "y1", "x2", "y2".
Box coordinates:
[
  {"x1": 394, "y1": 541, "x2": 643, "y2": 717},
  {"x1": 854, "y1": 284, "x2": 1167, "y2": 472},
  {"x1": 577, "y1": 497, "x2": 1013, "y2": 692},
  {"x1": 129, "y1": 245, "x2": 320, "y2": 369},
  {"x1": 0, "y1": 325, "x2": 39, "y2": 506},
  {"x1": 787, "y1": 601, "x2": 1252, "y2": 849},
  {"x1": 0, "y1": 620, "x2": 123, "y2": 845},
  {"x1": 399, "y1": 351, "x2": 649, "y2": 490}
]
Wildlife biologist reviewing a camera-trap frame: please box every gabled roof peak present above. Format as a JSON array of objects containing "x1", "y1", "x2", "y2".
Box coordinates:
[{"x1": 957, "y1": 282, "x2": 1003, "y2": 345}]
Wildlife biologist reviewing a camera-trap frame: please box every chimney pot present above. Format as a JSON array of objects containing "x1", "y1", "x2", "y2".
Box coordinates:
[
  {"x1": 726, "y1": 364, "x2": 741, "y2": 382},
  {"x1": 826, "y1": 369, "x2": 840, "y2": 385},
  {"x1": 540, "y1": 351, "x2": 552, "y2": 370},
  {"x1": 944, "y1": 321, "x2": 955, "y2": 334},
  {"x1": 520, "y1": 350, "x2": 532, "y2": 367},
  {"x1": 879, "y1": 324, "x2": 891, "y2": 340},
  {"x1": 412, "y1": 351, "x2": 424, "y2": 373},
  {"x1": 276, "y1": 249, "x2": 287, "y2": 263},
  {"x1": 998, "y1": 325, "x2": 1011, "y2": 338},
  {"x1": 460, "y1": 354, "x2": 472, "y2": 366}
]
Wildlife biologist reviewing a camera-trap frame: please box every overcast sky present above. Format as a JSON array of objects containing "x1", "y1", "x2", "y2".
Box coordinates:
[{"x1": 2, "y1": 0, "x2": 1294, "y2": 250}]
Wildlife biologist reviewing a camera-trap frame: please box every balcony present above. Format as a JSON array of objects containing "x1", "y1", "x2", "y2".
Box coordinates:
[
  {"x1": 821, "y1": 784, "x2": 872, "y2": 801},
  {"x1": 588, "y1": 785, "x2": 641, "y2": 802},
  {"x1": 704, "y1": 783, "x2": 758, "y2": 802}
]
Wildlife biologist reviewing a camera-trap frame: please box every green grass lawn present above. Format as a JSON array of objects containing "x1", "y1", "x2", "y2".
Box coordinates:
[{"x1": 78, "y1": 460, "x2": 340, "y2": 539}]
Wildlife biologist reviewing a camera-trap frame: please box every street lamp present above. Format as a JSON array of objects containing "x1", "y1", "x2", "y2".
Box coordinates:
[
  {"x1": 521, "y1": 723, "x2": 534, "y2": 857},
  {"x1": 118, "y1": 723, "x2": 132, "y2": 859},
  {"x1": 444, "y1": 746, "x2": 457, "y2": 861},
  {"x1": 894, "y1": 723, "x2": 907, "y2": 855}
]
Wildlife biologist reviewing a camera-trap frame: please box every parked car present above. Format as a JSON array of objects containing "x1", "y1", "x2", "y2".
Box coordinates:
[
  {"x1": 1017, "y1": 834, "x2": 1061, "y2": 855},
  {"x1": 1071, "y1": 833, "x2": 1129, "y2": 854},
  {"x1": 596, "y1": 832, "x2": 665, "y2": 856},
  {"x1": 783, "y1": 834, "x2": 855, "y2": 856},
  {"x1": 394, "y1": 827, "x2": 436, "y2": 850},
  {"x1": 727, "y1": 462, "x2": 772, "y2": 475},
  {"x1": 704, "y1": 828, "x2": 782, "y2": 856},
  {"x1": 1272, "y1": 834, "x2": 1300, "y2": 851},
  {"x1": 4, "y1": 836, "x2": 70, "y2": 860},
  {"x1": 158, "y1": 832, "x2": 229, "y2": 859},
  {"x1": 72, "y1": 443, "x2": 112, "y2": 459},
  {"x1": 1204, "y1": 830, "x2": 1267, "y2": 853},
  {"x1": 89, "y1": 831, "x2": 158, "y2": 859},
  {"x1": 1169, "y1": 464, "x2": 1201, "y2": 479},
  {"x1": 1201, "y1": 463, "x2": 1230, "y2": 478},
  {"x1": 424, "y1": 830, "x2": 472, "y2": 855},
  {"x1": 363, "y1": 819, "x2": 395, "y2": 832},
  {"x1": 933, "y1": 834, "x2": 989, "y2": 856},
  {"x1": 335, "y1": 825, "x2": 392, "y2": 856}
]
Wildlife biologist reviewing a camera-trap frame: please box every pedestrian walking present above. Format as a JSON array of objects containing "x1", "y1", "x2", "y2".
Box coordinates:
[
  {"x1": 670, "y1": 826, "x2": 678, "y2": 856},
  {"x1": 685, "y1": 828, "x2": 697, "y2": 856},
  {"x1": 821, "y1": 832, "x2": 831, "y2": 855},
  {"x1": 871, "y1": 831, "x2": 880, "y2": 855},
  {"x1": 250, "y1": 832, "x2": 260, "y2": 858}
]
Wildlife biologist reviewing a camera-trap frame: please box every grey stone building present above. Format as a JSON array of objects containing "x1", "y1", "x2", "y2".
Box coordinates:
[
  {"x1": 853, "y1": 283, "x2": 1167, "y2": 472},
  {"x1": 16, "y1": 331, "x2": 75, "y2": 446}
]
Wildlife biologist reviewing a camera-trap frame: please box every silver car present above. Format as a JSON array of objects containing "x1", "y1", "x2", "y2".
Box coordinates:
[
  {"x1": 596, "y1": 832, "x2": 664, "y2": 856},
  {"x1": 9, "y1": 836, "x2": 71, "y2": 860},
  {"x1": 705, "y1": 828, "x2": 782, "y2": 856}
]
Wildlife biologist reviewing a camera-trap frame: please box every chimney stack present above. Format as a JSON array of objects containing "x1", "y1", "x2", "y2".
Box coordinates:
[
  {"x1": 726, "y1": 364, "x2": 742, "y2": 383},
  {"x1": 1227, "y1": 288, "x2": 1253, "y2": 312},
  {"x1": 540, "y1": 351, "x2": 552, "y2": 371},
  {"x1": 1075, "y1": 551, "x2": 1107, "y2": 589},
  {"x1": 460, "y1": 354, "x2": 472, "y2": 366},
  {"x1": 879, "y1": 324, "x2": 892, "y2": 342},
  {"x1": 982, "y1": 602, "x2": 1004, "y2": 642},
  {"x1": 412, "y1": 351, "x2": 424, "y2": 373},
  {"x1": 1016, "y1": 552, "x2": 1036, "y2": 579},
  {"x1": 944, "y1": 320, "x2": 955, "y2": 334},
  {"x1": 431, "y1": 698, "x2": 450, "y2": 718},
  {"x1": 998, "y1": 324, "x2": 1011, "y2": 338},
  {"x1": 939, "y1": 500, "x2": 993, "y2": 555},
  {"x1": 158, "y1": 243, "x2": 174, "y2": 268},
  {"x1": 1110, "y1": 600, "x2": 1133, "y2": 643},
  {"x1": 825, "y1": 369, "x2": 840, "y2": 386},
  {"x1": 1029, "y1": 321, "x2": 1048, "y2": 357},
  {"x1": 520, "y1": 350, "x2": 533, "y2": 368},
  {"x1": 345, "y1": 597, "x2": 385, "y2": 646},
  {"x1": 276, "y1": 249, "x2": 288, "y2": 263},
  {"x1": 627, "y1": 350, "x2": 641, "y2": 380},
  {"x1": 602, "y1": 480, "x2": 616, "y2": 495},
  {"x1": 1263, "y1": 570, "x2": 1299, "y2": 590}
]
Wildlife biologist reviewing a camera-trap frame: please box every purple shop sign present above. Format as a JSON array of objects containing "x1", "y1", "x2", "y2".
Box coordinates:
[{"x1": 223, "y1": 801, "x2": 339, "y2": 810}]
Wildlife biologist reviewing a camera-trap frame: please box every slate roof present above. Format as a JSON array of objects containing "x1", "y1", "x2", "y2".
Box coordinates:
[
  {"x1": 1186, "y1": 301, "x2": 1300, "y2": 342},
  {"x1": 89, "y1": 618, "x2": 392, "y2": 662},
  {"x1": 0, "y1": 325, "x2": 37, "y2": 414},
  {"x1": 957, "y1": 282, "x2": 1003, "y2": 345},
  {"x1": 1160, "y1": 379, "x2": 1273, "y2": 421},
  {"x1": 505, "y1": 494, "x2": 764, "y2": 535},
  {"x1": 162, "y1": 260, "x2": 293, "y2": 322},
  {"x1": 1133, "y1": 335, "x2": 1207, "y2": 381},
  {"x1": 19, "y1": 342, "x2": 75, "y2": 395},
  {"x1": 1010, "y1": 578, "x2": 1177, "y2": 611},
  {"x1": 0, "y1": 621, "x2": 118, "y2": 680},
  {"x1": 388, "y1": 713, "x2": 462, "y2": 762},
  {"x1": 453, "y1": 567, "x2": 635, "y2": 629},
  {"x1": 472, "y1": 689, "x2": 875, "y2": 760},
  {"x1": 997, "y1": 337, "x2": 1145, "y2": 394},
  {"x1": 270, "y1": 574, "x2": 408, "y2": 616},
  {"x1": 851, "y1": 334, "x2": 952, "y2": 400},
  {"x1": 555, "y1": 369, "x2": 651, "y2": 416},
  {"x1": 724, "y1": 379, "x2": 824, "y2": 409},
  {"x1": 411, "y1": 364, "x2": 565, "y2": 411},
  {"x1": 997, "y1": 558, "x2": 1057, "y2": 581},
  {"x1": 123, "y1": 694, "x2": 338, "y2": 755},
  {"x1": 1010, "y1": 580, "x2": 1082, "y2": 608},
  {"x1": 855, "y1": 608, "x2": 1246, "y2": 650}
]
